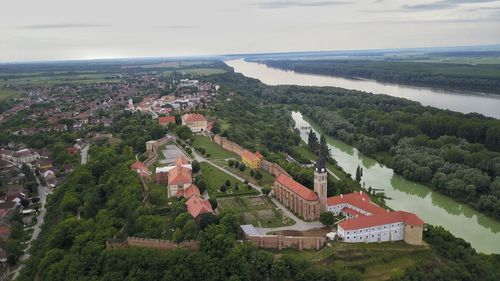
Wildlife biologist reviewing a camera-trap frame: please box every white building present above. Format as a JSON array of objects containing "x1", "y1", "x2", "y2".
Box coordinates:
[{"x1": 327, "y1": 192, "x2": 424, "y2": 245}]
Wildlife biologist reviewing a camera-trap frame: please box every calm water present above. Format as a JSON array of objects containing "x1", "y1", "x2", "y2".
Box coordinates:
[
  {"x1": 226, "y1": 59, "x2": 500, "y2": 119},
  {"x1": 292, "y1": 111, "x2": 500, "y2": 254}
]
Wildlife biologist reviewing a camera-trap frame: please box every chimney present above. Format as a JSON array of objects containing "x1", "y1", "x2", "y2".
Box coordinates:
[
  {"x1": 359, "y1": 191, "x2": 362, "y2": 195},
  {"x1": 340, "y1": 194, "x2": 343, "y2": 198}
]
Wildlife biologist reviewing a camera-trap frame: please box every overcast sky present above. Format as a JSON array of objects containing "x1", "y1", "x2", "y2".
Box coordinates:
[{"x1": 1, "y1": 0, "x2": 500, "y2": 62}]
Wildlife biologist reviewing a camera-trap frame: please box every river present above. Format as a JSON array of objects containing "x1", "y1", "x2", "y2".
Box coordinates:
[
  {"x1": 225, "y1": 59, "x2": 500, "y2": 119},
  {"x1": 226, "y1": 59, "x2": 500, "y2": 254}
]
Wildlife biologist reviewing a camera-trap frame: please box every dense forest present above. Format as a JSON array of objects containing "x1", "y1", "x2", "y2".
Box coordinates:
[
  {"x1": 262, "y1": 60, "x2": 500, "y2": 94},
  {"x1": 209, "y1": 72, "x2": 500, "y2": 220}
]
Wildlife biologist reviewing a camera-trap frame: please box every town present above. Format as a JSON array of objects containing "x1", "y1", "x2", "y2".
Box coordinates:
[{"x1": 0, "y1": 58, "x2": 497, "y2": 281}]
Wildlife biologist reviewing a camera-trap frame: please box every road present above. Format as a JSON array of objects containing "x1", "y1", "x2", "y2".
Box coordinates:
[
  {"x1": 11, "y1": 172, "x2": 52, "y2": 280},
  {"x1": 187, "y1": 141, "x2": 323, "y2": 234},
  {"x1": 81, "y1": 144, "x2": 89, "y2": 164}
]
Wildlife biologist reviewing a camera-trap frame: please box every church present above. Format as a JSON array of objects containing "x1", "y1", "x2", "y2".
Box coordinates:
[
  {"x1": 272, "y1": 134, "x2": 424, "y2": 244},
  {"x1": 273, "y1": 137, "x2": 328, "y2": 221}
]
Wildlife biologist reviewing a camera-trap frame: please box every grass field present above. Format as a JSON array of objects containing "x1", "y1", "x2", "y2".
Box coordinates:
[
  {"x1": 163, "y1": 68, "x2": 227, "y2": 76},
  {"x1": 275, "y1": 241, "x2": 432, "y2": 281},
  {"x1": 218, "y1": 195, "x2": 294, "y2": 228},
  {"x1": 0, "y1": 73, "x2": 121, "y2": 87},
  {"x1": 147, "y1": 181, "x2": 170, "y2": 208},
  {"x1": 200, "y1": 162, "x2": 258, "y2": 198},
  {"x1": 0, "y1": 89, "x2": 22, "y2": 101},
  {"x1": 213, "y1": 159, "x2": 275, "y2": 187},
  {"x1": 192, "y1": 135, "x2": 238, "y2": 160}
]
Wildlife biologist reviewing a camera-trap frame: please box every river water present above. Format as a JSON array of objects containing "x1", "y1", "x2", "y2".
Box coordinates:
[
  {"x1": 225, "y1": 59, "x2": 500, "y2": 119},
  {"x1": 226, "y1": 59, "x2": 500, "y2": 254}
]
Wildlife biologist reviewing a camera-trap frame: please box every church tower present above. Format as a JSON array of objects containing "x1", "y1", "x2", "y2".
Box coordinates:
[{"x1": 314, "y1": 135, "x2": 328, "y2": 210}]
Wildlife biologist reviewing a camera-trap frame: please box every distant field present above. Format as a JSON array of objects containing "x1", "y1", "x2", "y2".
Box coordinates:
[
  {"x1": 0, "y1": 89, "x2": 22, "y2": 101},
  {"x1": 163, "y1": 68, "x2": 227, "y2": 76},
  {"x1": 0, "y1": 73, "x2": 121, "y2": 87},
  {"x1": 139, "y1": 61, "x2": 211, "y2": 68}
]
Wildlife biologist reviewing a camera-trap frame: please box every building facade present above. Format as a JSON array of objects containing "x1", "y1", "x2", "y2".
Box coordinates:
[
  {"x1": 181, "y1": 113, "x2": 207, "y2": 132},
  {"x1": 241, "y1": 150, "x2": 263, "y2": 169}
]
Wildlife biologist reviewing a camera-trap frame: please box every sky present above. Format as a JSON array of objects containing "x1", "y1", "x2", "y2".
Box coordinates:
[{"x1": 1, "y1": 0, "x2": 500, "y2": 62}]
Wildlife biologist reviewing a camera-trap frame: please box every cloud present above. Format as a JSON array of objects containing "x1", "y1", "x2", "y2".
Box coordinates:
[
  {"x1": 403, "y1": 0, "x2": 499, "y2": 11},
  {"x1": 257, "y1": 0, "x2": 351, "y2": 9},
  {"x1": 18, "y1": 23, "x2": 108, "y2": 30},
  {"x1": 155, "y1": 25, "x2": 198, "y2": 29}
]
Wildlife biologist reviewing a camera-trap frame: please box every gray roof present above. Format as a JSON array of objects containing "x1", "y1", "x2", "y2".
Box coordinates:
[{"x1": 240, "y1": 224, "x2": 260, "y2": 236}]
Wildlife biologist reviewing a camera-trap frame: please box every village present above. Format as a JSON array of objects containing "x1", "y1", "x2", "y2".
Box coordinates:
[{"x1": 0, "y1": 66, "x2": 427, "y2": 280}]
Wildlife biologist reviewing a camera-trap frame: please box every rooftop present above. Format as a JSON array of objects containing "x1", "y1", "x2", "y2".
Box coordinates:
[{"x1": 275, "y1": 173, "x2": 319, "y2": 201}]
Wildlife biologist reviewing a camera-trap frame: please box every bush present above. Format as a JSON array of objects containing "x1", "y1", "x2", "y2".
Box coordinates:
[
  {"x1": 261, "y1": 186, "x2": 272, "y2": 196},
  {"x1": 225, "y1": 179, "x2": 231, "y2": 187},
  {"x1": 220, "y1": 185, "x2": 227, "y2": 192},
  {"x1": 239, "y1": 164, "x2": 246, "y2": 172},
  {"x1": 234, "y1": 161, "x2": 240, "y2": 168},
  {"x1": 192, "y1": 160, "x2": 200, "y2": 173},
  {"x1": 228, "y1": 159, "x2": 234, "y2": 167}
]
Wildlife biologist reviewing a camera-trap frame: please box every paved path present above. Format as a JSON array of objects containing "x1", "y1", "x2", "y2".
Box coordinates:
[
  {"x1": 81, "y1": 144, "x2": 89, "y2": 164},
  {"x1": 12, "y1": 173, "x2": 52, "y2": 280},
  {"x1": 326, "y1": 168, "x2": 340, "y2": 180},
  {"x1": 187, "y1": 141, "x2": 323, "y2": 234}
]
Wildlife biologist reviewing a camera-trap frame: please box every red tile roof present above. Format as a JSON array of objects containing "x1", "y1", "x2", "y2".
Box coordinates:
[
  {"x1": 175, "y1": 156, "x2": 190, "y2": 166},
  {"x1": 168, "y1": 166, "x2": 192, "y2": 186},
  {"x1": 186, "y1": 196, "x2": 213, "y2": 218},
  {"x1": 131, "y1": 161, "x2": 150, "y2": 177},
  {"x1": 275, "y1": 174, "x2": 319, "y2": 201},
  {"x1": 255, "y1": 151, "x2": 263, "y2": 159},
  {"x1": 327, "y1": 192, "x2": 386, "y2": 215},
  {"x1": 182, "y1": 113, "x2": 207, "y2": 122},
  {"x1": 339, "y1": 210, "x2": 424, "y2": 231},
  {"x1": 159, "y1": 116, "x2": 176, "y2": 125},
  {"x1": 342, "y1": 207, "x2": 366, "y2": 218},
  {"x1": 242, "y1": 150, "x2": 260, "y2": 162},
  {"x1": 184, "y1": 184, "x2": 201, "y2": 199}
]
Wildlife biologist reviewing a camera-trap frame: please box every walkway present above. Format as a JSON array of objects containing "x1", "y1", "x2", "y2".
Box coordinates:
[{"x1": 187, "y1": 141, "x2": 323, "y2": 235}]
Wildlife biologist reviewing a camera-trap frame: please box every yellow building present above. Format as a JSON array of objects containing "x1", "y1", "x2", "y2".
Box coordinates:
[{"x1": 241, "y1": 150, "x2": 263, "y2": 169}]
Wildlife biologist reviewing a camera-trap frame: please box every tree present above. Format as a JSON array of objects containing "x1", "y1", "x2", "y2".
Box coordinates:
[
  {"x1": 254, "y1": 171, "x2": 262, "y2": 180},
  {"x1": 239, "y1": 164, "x2": 246, "y2": 172},
  {"x1": 234, "y1": 161, "x2": 240, "y2": 169},
  {"x1": 355, "y1": 165, "x2": 363, "y2": 183},
  {"x1": 198, "y1": 213, "x2": 219, "y2": 229},
  {"x1": 172, "y1": 228, "x2": 183, "y2": 243},
  {"x1": 192, "y1": 160, "x2": 200, "y2": 173},
  {"x1": 228, "y1": 159, "x2": 235, "y2": 167},
  {"x1": 308, "y1": 129, "x2": 319, "y2": 153},
  {"x1": 225, "y1": 179, "x2": 231, "y2": 187},
  {"x1": 175, "y1": 212, "x2": 192, "y2": 228},
  {"x1": 261, "y1": 186, "x2": 272, "y2": 196},
  {"x1": 319, "y1": 212, "x2": 335, "y2": 227},
  {"x1": 220, "y1": 185, "x2": 227, "y2": 192},
  {"x1": 209, "y1": 198, "x2": 218, "y2": 210},
  {"x1": 182, "y1": 220, "x2": 199, "y2": 240},
  {"x1": 198, "y1": 224, "x2": 235, "y2": 258}
]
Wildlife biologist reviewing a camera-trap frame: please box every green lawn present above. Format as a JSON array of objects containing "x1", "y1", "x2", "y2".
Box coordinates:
[
  {"x1": 0, "y1": 89, "x2": 22, "y2": 101},
  {"x1": 214, "y1": 159, "x2": 275, "y2": 187},
  {"x1": 200, "y1": 162, "x2": 258, "y2": 198},
  {"x1": 218, "y1": 195, "x2": 294, "y2": 228},
  {"x1": 276, "y1": 241, "x2": 432, "y2": 281},
  {"x1": 192, "y1": 135, "x2": 238, "y2": 160},
  {"x1": 0, "y1": 73, "x2": 121, "y2": 87},
  {"x1": 147, "y1": 181, "x2": 170, "y2": 208}
]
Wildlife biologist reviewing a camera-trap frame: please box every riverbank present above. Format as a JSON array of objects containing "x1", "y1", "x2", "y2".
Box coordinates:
[
  {"x1": 226, "y1": 59, "x2": 500, "y2": 119},
  {"x1": 292, "y1": 111, "x2": 500, "y2": 254}
]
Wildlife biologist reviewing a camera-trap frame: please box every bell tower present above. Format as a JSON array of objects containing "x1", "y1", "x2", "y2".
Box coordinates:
[{"x1": 314, "y1": 135, "x2": 328, "y2": 210}]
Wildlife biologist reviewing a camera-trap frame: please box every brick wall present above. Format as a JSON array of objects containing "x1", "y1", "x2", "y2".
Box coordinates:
[
  {"x1": 106, "y1": 237, "x2": 199, "y2": 251},
  {"x1": 261, "y1": 159, "x2": 290, "y2": 177},
  {"x1": 246, "y1": 235, "x2": 325, "y2": 251}
]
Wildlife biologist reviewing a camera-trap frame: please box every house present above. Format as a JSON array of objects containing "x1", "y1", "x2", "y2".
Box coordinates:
[
  {"x1": 11, "y1": 149, "x2": 40, "y2": 164},
  {"x1": 158, "y1": 116, "x2": 176, "y2": 127},
  {"x1": 181, "y1": 113, "x2": 207, "y2": 132},
  {"x1": 131, "y1": 161, "x2": 151, "y2": 177},
  {"x1": 186, "y1": 195, "x2": 213, "y2": 218},
  {"x1": 241, "y1": 150, "x2": 263, "y2": 169},
  {"x1": 166, "y1": 165, "x2": 192, "y2": 197}
]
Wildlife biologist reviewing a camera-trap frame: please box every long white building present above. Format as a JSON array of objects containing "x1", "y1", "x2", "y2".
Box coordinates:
[{"x1": 328, "y1": 192, "x2": 424, "y2": 245}]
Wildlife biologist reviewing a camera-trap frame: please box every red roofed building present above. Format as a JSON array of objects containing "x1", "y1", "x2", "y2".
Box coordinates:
[
  {"x1": 241, "y1": 150, "x2": 263, "y2": 169},
  {"x1": 181, "y1": 113, "x2": 207, "y2": 132},
  {"x1": 186, "y1": 195, "x2": 213, "y2": 218},
  {"x1": 166, "y1": 161, "x2": 192, "y2": 197},
  {"x1": 159, "y1": 116, "x2": 176, "y2": 127},
  {"x1": 273, "y1": 173, "x2": 323, "y2": 221},
  {"x1": 131, "y1": 161, "x2": 151, "y2": 177},
  {"x1": 327, "y1": 191, "x2": 386, "y2": 218},
  {"x1": 337, "y1": 210, "x2": 424, "y2": 245}
]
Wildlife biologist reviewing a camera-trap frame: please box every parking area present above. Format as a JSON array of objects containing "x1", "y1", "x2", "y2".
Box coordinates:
[{"x1": 158, "y1": 144, "x2": 186, "y2": 164}]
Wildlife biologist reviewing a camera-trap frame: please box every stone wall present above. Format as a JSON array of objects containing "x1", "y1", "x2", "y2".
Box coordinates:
[
  {"x1": 213, "y1": 135, "x2": 245, "y2": 156},
  {"x1": 213, "y1": 135, "x2": 289, "y2": 178},
  {"x1": 403, "y1": 225, "x2": 423, "y2": 245},
  {"x1": 261, "y1": 159, "x2": 290, "y2": 177},
  {"x1": 106, "y1": 237, "x2": 199, "y2": 251},
  {"x1": 246, "y1": 235, "x2": 325, "y2": 251}
]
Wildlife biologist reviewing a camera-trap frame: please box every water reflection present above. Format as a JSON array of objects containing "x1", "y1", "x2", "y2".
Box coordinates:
[{"x1": 292, "y1": 111, "x2": 500, "y2": 253}]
